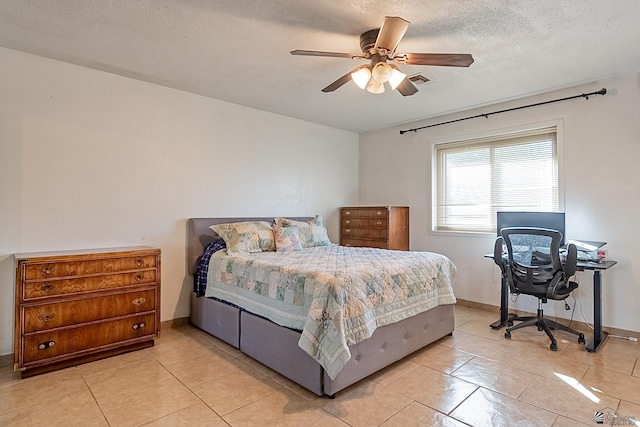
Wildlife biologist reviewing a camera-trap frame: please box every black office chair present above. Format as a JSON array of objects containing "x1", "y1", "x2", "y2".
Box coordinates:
[{"x1": 494, "y1": 227, "x2": 585, "y2": 351}]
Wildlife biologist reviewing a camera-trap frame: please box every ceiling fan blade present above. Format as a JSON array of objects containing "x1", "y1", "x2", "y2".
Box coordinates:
[
  {"x1": 374, "y1": 16, "x2": 410, "y2": 53},
  {"x1": 321, "y1": 68, "x2": 361, "y2": 92},
  {"x1": 290, "y1": 50, "x2": 359, "y2": 59},
  {"x1": 397, "y1": 53, "x2": 474, "y2": 67},
  {"x1": 395, "y1": 78, "x2": 418, "y2": 96}
]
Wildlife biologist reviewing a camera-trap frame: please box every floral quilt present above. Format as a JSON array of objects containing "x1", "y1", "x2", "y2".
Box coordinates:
[{"x1": 205, "y1": 244, "x2": 456, "y2": 379}]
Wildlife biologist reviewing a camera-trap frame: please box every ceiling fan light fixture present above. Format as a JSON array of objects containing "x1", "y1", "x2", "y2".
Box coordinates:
[
  {"x1": 371, "y1": 62, "x2": 392, "y2": 83},
  {"x1": 351, "y1": 67, "x2": 372, "y2": 89},
  {"x1": 366, "y1": 79, "x2": 385, "y2": 94},
  {"x1": 388, "y1": 66, "x2": 407, "y2": 90}
]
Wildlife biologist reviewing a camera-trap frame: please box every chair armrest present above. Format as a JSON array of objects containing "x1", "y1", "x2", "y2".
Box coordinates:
[{"x1": 564, "y1": 243, "x2": 577, "y2": 277}]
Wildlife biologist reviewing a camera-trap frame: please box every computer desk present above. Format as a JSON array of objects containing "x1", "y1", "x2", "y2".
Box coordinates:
[{"x1": 487, "y1": 255, "x2": 617, "y2": 352}]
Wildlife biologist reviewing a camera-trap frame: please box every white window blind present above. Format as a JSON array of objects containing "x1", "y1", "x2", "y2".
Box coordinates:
[{"x1": 434, "y1": 127, "x2": 558, "y2": 233}]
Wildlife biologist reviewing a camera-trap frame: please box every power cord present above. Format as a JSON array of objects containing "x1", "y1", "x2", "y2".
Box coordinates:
[
  {"x1": 573, "y1": 280, "x2": 594, "y2": 330},
  {"x1": 610, "y1": 335, "x2": 639, "y2": 342},
  {"x1": 564, "y1": 294, "x2": 577, "y2": 327}
]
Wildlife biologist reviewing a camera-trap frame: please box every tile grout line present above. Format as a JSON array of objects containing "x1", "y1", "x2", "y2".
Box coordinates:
[
  {"x1": 152, "y1": 354, "x2": 232, "y2": 425},
  {"x1": 81, "y1": 369, "x2": 113, "y2": 427},
  {"x1": 372, "y1": 396, "x2": 415, "y2": 427}
]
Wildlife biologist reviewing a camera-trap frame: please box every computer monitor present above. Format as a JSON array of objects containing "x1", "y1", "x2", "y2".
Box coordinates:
[{"x1": 496, "y1": 211, "x2": 566, "y2": 245}]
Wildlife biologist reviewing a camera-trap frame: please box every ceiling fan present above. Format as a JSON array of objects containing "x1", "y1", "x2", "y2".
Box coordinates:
[{"x1": 291, "y1": 16, "x2": 474, "y2": 96}]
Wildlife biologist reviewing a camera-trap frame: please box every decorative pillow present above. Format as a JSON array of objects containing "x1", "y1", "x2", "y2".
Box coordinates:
[
  {"x1": 210, "y1": 221, "x2": 275, "y2": 254},
  {"x1": 273, "y1": 225, "x2": 303, "y2": 253},
  {"x1": 274, "y1": 215, "x2": 331, "y2": 248}
]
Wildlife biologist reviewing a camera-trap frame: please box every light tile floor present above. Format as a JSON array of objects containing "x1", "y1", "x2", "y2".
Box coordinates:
[{"x1": 1, "y1": 305, "x2": 639, "y2": 426}]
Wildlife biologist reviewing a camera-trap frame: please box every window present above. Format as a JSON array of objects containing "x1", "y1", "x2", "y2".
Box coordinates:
[{"x1": 434, "y1": 126, "x2": 559, "y2": 233}]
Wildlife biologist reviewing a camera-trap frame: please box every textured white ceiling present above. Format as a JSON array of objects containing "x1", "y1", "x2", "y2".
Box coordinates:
[{"x1": 1, "y1": 0, "x2": 639, "y2": 133}]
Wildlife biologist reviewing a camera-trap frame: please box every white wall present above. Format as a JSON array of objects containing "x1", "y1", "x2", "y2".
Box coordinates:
[
  {"x1": 360, "y1": 73, "x2": 640, "y2": 333},
  {"x1": 0, "y1": 47, "x2": 359, "y2": 356}
]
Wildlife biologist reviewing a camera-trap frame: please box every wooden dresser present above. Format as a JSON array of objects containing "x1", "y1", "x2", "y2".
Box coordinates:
[
  {"x1": 14, "y1": 246, "x2": 160, "y2": 377},
  {"x1": 340, "y1": 206, "x2": 409, "y2": 250}
]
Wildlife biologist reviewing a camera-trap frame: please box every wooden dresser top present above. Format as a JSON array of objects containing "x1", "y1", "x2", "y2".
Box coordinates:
[{"x1": 14, "y1": 246, "x2": 159, "y2": 262}]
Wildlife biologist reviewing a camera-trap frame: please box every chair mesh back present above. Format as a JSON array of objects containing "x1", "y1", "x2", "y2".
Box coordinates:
[
  {"x1": 502, "y1": 228, "x2": 563, "y2": 293},
  {"x1": 510, "y1": 233, "x2": 553, "y2": 276}
]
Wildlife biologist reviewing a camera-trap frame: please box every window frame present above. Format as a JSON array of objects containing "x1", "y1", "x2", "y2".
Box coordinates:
[{"x1": 430, "y1": 120, "x2": 565, "y2": 237}]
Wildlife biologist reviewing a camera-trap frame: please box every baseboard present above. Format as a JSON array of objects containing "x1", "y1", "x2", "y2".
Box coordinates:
[
  {"x1": 0, "y1": 353, "x2": 12, "y2": 369},
  {"x1": 455, "y1": 299, "x2": 639, "y2": 338},
  {"x1": 455, "y1": 299, "x2": 500, "y2": 313},
  {"x1": 160, "y1": 317, "x2": 190, "y2": 329}
]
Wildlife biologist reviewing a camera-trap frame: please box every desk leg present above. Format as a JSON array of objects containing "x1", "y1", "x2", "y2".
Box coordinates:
[
  {"x1": 490, "y1": 276, "x2": 517, "y2": 329},
  {"x1": 586, "y1": 270, "x2": 608, "y2": 352}
]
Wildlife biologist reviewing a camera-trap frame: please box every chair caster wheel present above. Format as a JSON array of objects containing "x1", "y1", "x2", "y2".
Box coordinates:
[
  {"x1": 504, "y1": 331, "x2": 511, "y2": 339},
  {"x1": 550, "y1": 342, "x2": 558, "y2": 351},
  {"x1": 578, "y1": 333, "x2": 585, "y2": 344}
]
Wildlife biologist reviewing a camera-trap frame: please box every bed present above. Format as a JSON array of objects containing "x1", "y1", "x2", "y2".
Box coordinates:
[{"x1": 187, "y1": 217, "x2": 456, "y2": 397}]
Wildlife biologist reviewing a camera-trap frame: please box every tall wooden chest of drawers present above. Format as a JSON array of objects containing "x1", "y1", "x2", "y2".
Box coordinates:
[
  {"x1": 340, "y1": 206, "x2": 409, "y2": 250},
  {"x1": 14, "y1": 246, "x2": 161, "y2": 377}
]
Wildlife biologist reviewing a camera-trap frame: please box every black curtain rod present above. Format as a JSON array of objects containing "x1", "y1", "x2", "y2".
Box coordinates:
[{"x1": 399, "y1": 88, "x2": 607, "y2": 135}]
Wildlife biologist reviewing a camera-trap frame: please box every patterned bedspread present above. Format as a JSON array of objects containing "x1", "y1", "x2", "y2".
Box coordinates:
[{"x1": 205, "y1": 244, "x2": 456, "y2": 379}]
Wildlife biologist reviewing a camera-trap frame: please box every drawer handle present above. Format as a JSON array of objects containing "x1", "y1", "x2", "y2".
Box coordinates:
[
  {"x1": 41, "y1": 266, "x2": 55, "y2": 274},
  {"x1": 377, "y1": 220, "x2": 382, "y2": 225},
  {"x1": 38, "y1": 341, "x2": 55, "y2": 350},
  {"x1": 132, "y1": 298, "x2": 146, "y2": 307},
  {"x1": 41, "y1": 284, "x2": 54, "y2": 292},
  {"x1": 345, "y1": 211, "x2": 350, "y2": 216},
  {"x1": 133, "y1": 275, "x2": 143, "y2": 283},
  {"x1": 135, "y1": 259, "x2": 144, "y2": 267},
  {"x1": 38, "y1": 313, "x2": 56, "y2": 322},
  {"x1": 345, "y1": 220, "x2": 350, "y2": 225},
  {"x1": 345, "y1": 229, "x2": 350, "y2": 234},
  {"x1": 376, "y1": 211, "x2": 382, "y2": 216},
  {"x1": 132, "y1": 322, "x2": 146, "y2": 330}
]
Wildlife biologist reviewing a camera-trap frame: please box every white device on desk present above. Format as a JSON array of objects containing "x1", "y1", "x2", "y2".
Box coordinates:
[{"x1": 566, "y1": 239, "x2": 607, "y2": 262}]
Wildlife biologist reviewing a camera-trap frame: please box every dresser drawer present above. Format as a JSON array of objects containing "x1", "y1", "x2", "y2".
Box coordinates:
[
  {"x1": 21, "y1": 313, "x2": 156, "y2": 364},
  {"x1": 23, "y1": 289, "x2": 157, "y2": 333},
  {"x1": 341, "y1": 208, "x2": 389, "y2": 219},
  {"x1": 341, "y1": 218, "x2": 388, "y2": 229},
  {"x1": 23, "y1": 270, "x2": 157, "y2": 300},
  {"x1": 341, "y1": 238, "x2": 388, "y2": 249},
  {"x1": 23, "y1": 255, "x2": 157, "y2": 280},
  {"x1": 341, "y1": 227, "x2": 388, "y2": 239}
]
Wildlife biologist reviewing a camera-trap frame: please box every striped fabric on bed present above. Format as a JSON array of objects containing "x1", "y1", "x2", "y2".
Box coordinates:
[{"x1": 194, "y1": 239, "x2": 226, "y2": 296}]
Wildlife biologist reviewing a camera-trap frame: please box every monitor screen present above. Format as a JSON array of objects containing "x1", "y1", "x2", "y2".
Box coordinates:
[{"x1": 496, "y1": 211, "x2": 566, "y2": 245}]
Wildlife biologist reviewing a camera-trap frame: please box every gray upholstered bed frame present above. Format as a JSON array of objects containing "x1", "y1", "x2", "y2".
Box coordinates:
[{"x1": 187, "y1": 217, "x2": 455, "y2": 397}]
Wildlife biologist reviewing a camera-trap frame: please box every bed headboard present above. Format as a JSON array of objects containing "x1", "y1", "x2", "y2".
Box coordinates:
[{"x1": 186, "y1": 217, "x2": 313, "y2": 275}]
